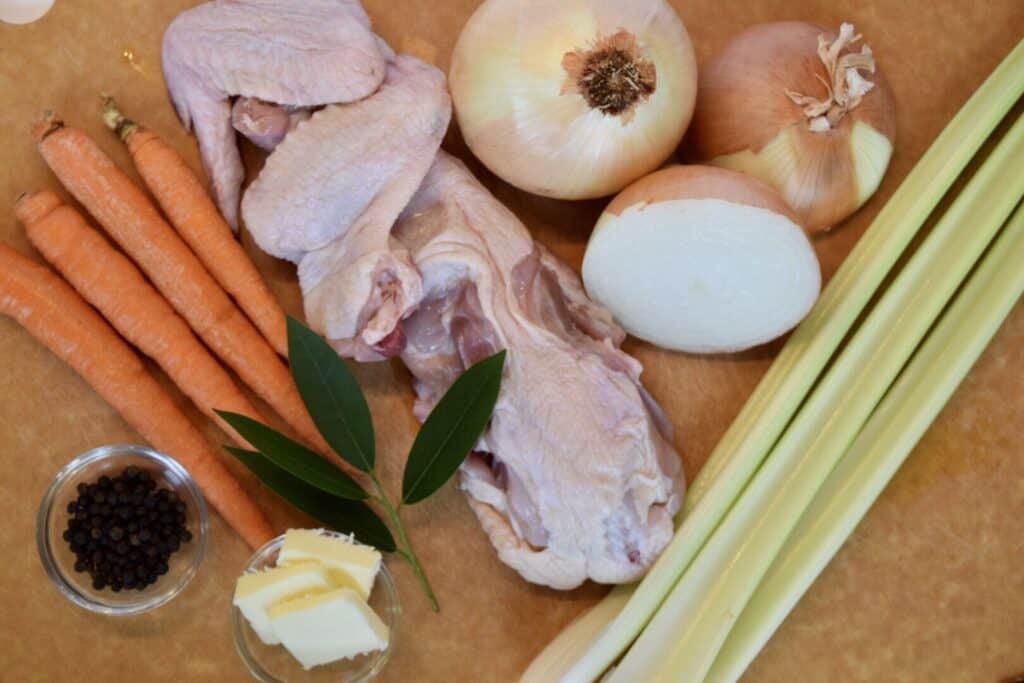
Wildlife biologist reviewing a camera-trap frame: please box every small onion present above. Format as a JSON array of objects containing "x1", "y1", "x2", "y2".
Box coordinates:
[
  {"x1": 582, "y1": 165, "x2": 821, "y2": 353},
  {"x1": 688, "y1": 22, "x2": 897, "y2": 232},
  {"x1": 449, "y1": 0, "x2": 697, "y2": 200}
]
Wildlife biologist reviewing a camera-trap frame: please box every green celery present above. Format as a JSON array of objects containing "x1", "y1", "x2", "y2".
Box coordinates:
[
  {"x1": 706, "y1": 200, "x2": 1024, "y2": 681},
  {"x1": 610, "y1": 112, "x2": 1024, "y2": 682}
]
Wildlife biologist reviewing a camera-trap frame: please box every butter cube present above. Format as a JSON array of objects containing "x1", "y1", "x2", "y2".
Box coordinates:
[
  {"x1": 278, "y1": 529, "x2": 381, "y2": 599},
  {"x1": 269, "y1": 588, "x2": 390, "y2": 670},
  {"x1": 233, "y1": 563, "x2": 333, "y2": 645}
]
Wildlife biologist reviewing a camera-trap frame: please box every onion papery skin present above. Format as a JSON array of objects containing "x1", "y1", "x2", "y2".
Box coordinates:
[{"x1": 687, "y1": 21, "x2": 896, "y2": 232}]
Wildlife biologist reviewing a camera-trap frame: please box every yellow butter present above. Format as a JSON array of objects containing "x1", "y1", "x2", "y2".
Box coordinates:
[
  {"x1": 233, "y1": 563, "x2": 332, "y2": 645},
  {"x1": 269, "y1": 588, "x2": 390, "y2": 670},
  {"x1": 277, "y1": 529, "x2": 381, "y2": 599}
]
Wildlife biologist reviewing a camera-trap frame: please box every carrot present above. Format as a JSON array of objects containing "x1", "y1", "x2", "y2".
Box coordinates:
[
  {"x1": 16, "y1": 189, "x2": 267, "y2": 449},
  {"x1": 0, "y1": 243, "x2": 273, "y2": 549},
  {"x1": 102, "y1": 97, "x2": 288, "y2": 357},
  {"x1": 32, "y1": 115, "x2": 330, "y2": 456}
]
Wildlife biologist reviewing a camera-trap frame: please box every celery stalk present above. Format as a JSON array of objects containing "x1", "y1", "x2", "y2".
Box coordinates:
[
  {"x1": 610, "y1": 112, "x2": 1024, "y2": 683},
  {"x1": 706, "y1": 199, "x2": 1024, "y2": 682},
  {"x1": 524, "y1": 39, "x2": 1024, "y2": 683}
]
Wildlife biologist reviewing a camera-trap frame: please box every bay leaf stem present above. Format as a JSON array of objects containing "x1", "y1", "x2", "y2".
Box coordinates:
[{"x1": 370, "y1": 475, "x2": 440, "y2": 612}]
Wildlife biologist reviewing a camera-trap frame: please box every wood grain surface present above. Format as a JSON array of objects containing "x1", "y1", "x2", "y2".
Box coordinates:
[{"x1": 1, "y1": 1, "x2": 1022, "y2": 681}]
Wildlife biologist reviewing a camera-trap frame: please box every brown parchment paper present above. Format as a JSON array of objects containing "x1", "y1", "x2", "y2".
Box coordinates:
[{"x1": 1, "y1": 1, "x2": 1022, "y2": 681}]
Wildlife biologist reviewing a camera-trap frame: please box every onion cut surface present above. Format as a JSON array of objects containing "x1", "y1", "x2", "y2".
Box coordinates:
[{"x1": 582, "y1": 166, "x2": 820, "y2": 353}]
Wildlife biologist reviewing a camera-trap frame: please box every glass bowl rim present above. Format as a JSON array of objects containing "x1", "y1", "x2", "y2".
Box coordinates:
[
  {"x1": 36, "y1": 443, "x2": 209, "y2": 616},
  {"x1": 231, "y1": 530, "x2": 400, "y2": 683}
]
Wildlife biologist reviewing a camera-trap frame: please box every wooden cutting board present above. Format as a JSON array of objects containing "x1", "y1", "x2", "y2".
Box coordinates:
[{"x1": 1, "y1": 1, "x2": 1022, "y2": 680}]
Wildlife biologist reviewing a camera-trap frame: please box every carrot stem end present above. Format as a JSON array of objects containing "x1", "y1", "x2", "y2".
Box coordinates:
[{"x1": 101, "y1": 95, "x2": 139, "y2": 142}]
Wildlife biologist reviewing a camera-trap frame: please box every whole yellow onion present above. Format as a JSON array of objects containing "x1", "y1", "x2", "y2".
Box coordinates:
[
  {"x1": 688, "y1": 22, "x2": 897, "y2": 232},
  {"x1": 449, "y1": 0, "x2": 698, "y2": 200}
]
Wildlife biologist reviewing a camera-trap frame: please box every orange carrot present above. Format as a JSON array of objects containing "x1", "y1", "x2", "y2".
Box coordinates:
[
  {"x1": 103, "y1": 98, "x2": 288, "y2": 357},
  {"x1": 16, "y1": 189, "x2": 266, "y2": 449},
  {"x1": 32, "y1": 115, "x2": 330, "y2": 456},
  {"x1": 0, "y1": 243, "x2": 273, "y2": 549}
]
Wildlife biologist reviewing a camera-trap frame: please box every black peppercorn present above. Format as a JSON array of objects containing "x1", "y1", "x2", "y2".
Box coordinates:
[{"x1": 62, "y1": 465, "x2": 192, "y2": 593}]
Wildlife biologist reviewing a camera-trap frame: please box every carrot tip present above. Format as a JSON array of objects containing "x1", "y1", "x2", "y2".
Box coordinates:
[
  {"x1": 14, "y1": 189, "x2": 61, "y2": 226},
  {"x1": 31, "y1": 111, "x2": 63, "y2": 143}
]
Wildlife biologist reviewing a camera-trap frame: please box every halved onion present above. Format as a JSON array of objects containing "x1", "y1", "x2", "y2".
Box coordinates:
[{"x1": 582, "y1": 166, "x2": 821, "y2": 353}]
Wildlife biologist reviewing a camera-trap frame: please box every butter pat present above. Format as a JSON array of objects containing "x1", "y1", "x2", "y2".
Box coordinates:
[
  {"x1": 278, "y1": 529, "x2": 382, "y2": 599},
  {"x1": 233, "y1": 563, "x2": 332, "y2": 645},
  {"x1": 269, "y1": 588, "x2": 390, "y2": 670}
]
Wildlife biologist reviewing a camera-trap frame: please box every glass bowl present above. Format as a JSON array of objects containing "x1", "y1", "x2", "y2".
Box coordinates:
[
  {"x1": 37, "y1": 444, "x2": 208, "y2": 615},
  {"x1": 232, "y1": 531, "x2": 400, "y2": 683}
]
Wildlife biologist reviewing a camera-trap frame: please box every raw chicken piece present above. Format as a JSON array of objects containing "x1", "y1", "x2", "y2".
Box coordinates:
[
  {"x1": 243, "y1": 56, "x2": 451, "y2": 361},
  {"x1": 162, "y1": 0, "x2": 389, "y2": 228},
  {"x1": 235, "y1": 45, "x2": 680, "y2": 585},
  {"x1": 394, "y1": 153, "x2": 683, "y2": 589}
]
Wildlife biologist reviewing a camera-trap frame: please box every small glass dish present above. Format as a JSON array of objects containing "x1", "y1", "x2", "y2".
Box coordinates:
[
  {"x1": 232, "y1": 531, "x2": 400, "y2": 683},
  {"x1": 37, "y1": 444, "x2": 208, "y2": 615}
]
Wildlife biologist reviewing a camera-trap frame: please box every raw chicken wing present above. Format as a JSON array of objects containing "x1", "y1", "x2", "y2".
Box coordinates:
[
  {"x1": 162, "y1": 0, "x2": 389, "y2": 228},
  {"x1": 243, "y1": 56, "x2": 451, "y2": 361}
]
